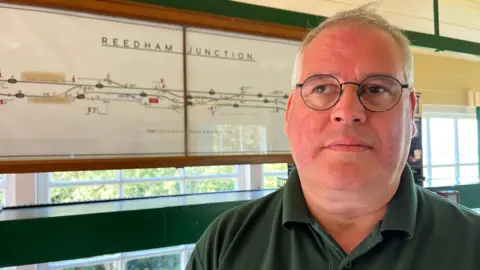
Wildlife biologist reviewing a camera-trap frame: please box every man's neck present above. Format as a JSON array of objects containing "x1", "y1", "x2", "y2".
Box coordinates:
[{"x1": 302, "y1": 182, "x2": 399, "y2": 253}]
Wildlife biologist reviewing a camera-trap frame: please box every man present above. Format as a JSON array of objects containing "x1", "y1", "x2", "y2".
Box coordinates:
[{"x1": 187, "y1": 4, "x2": 480, "y2": 270}]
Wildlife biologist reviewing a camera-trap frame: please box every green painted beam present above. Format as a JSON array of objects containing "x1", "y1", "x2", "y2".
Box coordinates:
[
  {"x1": 0, "y1": 190, "x2": 274, "y2": 267},
  {"x1": 433, "y1": 0, "x2": 440, "y2": 36},
  {"x1": 132, "y1": 0, "x2": 480, "y2": 56}
]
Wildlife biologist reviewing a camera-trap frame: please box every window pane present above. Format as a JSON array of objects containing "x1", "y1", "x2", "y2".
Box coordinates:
[
  {"x1": 185, "y1": 178, "x2": 236, "y2": 194},
  {"x1": 429, "y1": 118, "x2": 455, "y2": 165},
  {"x1": 458, "y1": 118, "x2": 478, "y2": 164},
  {"x1": 125, "y1": 253, "x2": 181, "y2": 270},
  {"x1": 0, "y1": 174, "x2": 4, "y2": 185},
  {"x1": 430, "y1": 166, "x2": 456, "y2": 187},
  {"x1": 422, "y1": 118, "x2": 428, "y2": 166},
  {"x1": 459, "y1": 165, "x2": 479, "y2": 185},
  {"x1": 50, "y1": 185, "x2": 118, "y2": 203},
  {"x1": 423, "y1": 167, "x2": 429, "y2": 181},
  {"x1": 63, "y1": 261, "x2": 118, "y2": 270},
  {"x1": 242, "y1": 125, "x2": 263, "y2": 152},
  {"x1": 123, "y1": 181, "x2": 181, "y2": 198},
  {"x1": 263, "y1": 163, "x2": 288, "y2": 173},
  {"x1": 50, "y1": 170, "x2": 117, "y2": 182},
  {"x1": 217, "y1": 125, "x2": 263, "y2": 152},
  {"x1": 123, "y1": 168, "x2": 179, "y2": 179},
  {"x1": 184, "y1": 165, "x2": 236, "y2": 176},
  {"x1": 263, "y1": 175, "x2": 286, "y2": 189},
  {"x1": 0, "y1": 189, "x2": 4, "y2": 206},
  {"x1": 219, "y1": 125, "x2": 241, "y2": 152}
]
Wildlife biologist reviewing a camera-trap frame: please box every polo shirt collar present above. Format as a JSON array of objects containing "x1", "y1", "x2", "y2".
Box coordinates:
[
  {"x1": 379, "y1": 164, "x2": 418, "y2": 239},
  {"x1": 282, "y1": 164, "x2": 418, "y2": 238},
  {"x1": 282, "y1": 167, "x2": 311, "y2": 228}
]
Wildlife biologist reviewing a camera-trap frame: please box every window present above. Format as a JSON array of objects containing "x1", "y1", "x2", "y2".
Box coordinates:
[
  {"x1": 0, "y1": 174, "x2": 5, "y2": 206},
  {"x1": 37, "y1": 165, "x2": 243, "y2": 204},
  {"x1": 215, "y1": 124, "x2": 267, "y2": 153},
  {"x1": 43, "y1": 244, "x2": 195, "y2": 270},
  {"x1": 422, "y1": 105, "x2": 479, "y2": 187},
  {"x1": 263, "y1": 163, "x2": 288, "y2": 189}
]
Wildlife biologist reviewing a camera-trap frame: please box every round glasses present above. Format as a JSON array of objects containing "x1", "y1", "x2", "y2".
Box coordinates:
[{"x1": 296, "y1": 74, "x2": 409, "y2": 112}]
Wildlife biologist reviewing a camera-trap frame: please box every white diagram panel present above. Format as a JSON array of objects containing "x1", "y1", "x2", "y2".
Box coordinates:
[
  {"x1": 186, "y1": 27, "x2": 299, "y2": 155},
  {"x1": 0, "y1": 6, "x2": 185, "y2": 158}
]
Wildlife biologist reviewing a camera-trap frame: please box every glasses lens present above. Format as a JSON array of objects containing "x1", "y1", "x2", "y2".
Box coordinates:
[
  {"x1": 359, "y1": 76, "x2": 403, "y2": 111},
  {"x1": 301, "y1": 75, "x2": 341, "y2": 110}
]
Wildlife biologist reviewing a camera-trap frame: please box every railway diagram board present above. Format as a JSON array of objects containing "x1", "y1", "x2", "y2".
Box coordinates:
[
  {"x1": 0, "y1": 4, "x2": 297, "y2": 160},
  {"x1": 186, "y1": 28, "x2": 298, "y2": 155}
]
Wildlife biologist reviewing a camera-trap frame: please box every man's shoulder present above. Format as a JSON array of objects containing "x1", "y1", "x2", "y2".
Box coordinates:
[
  {"x1": 186, "y1": 189, "x2": 285, "y2": 270},
  {"x1": 417, "y1": 186, "x2": 480, "y2": 226},
  {"x1": 213, "y1": 188, "x2": 284, "y2": 228}
]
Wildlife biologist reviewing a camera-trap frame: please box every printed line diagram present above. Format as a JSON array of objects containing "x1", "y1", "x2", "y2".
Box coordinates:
[{"x1": 0, "y1": 71, "x2": 289, "y2": 116}]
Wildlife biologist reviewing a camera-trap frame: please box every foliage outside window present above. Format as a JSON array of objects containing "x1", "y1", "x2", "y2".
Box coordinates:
[
  {"x1": 46, "y1": 245, "x2": 194, "y2": 270},
  {"x1": 263, "y1": 163, "x2": 288, "y2": 189},
  {"x1": 47, "y1": 165, "x2": 240, "y2": 204}
]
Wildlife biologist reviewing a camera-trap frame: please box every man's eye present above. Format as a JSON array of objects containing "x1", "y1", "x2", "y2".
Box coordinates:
[
  {"x1": 362, "y1": 85, "x2": 389, "y2": 95},
  {"x1": 313, "y1": 85, "x2": 335, "y2": 93},
  {"x1": 368, "y1": 86, "x2": 385, "y2": 94}
]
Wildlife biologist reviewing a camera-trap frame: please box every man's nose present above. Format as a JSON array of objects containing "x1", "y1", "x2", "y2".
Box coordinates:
[{"x1": 330, "y1": 85, "x2": 367, "y2": 124}]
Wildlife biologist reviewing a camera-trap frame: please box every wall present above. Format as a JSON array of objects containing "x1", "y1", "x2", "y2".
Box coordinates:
[{"x1": 412, "y1": 50, "x2": 480, "y2": 106}]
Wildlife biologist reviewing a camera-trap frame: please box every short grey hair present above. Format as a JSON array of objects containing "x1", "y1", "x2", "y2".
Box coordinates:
[{"x1": 291, "y1": 2, "x2": 414, "y2": 89}]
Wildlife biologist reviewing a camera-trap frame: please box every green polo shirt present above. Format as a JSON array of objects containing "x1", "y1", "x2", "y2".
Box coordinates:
[{"x1": 186, "y1": 164, "x2": 480, "y2": 270}]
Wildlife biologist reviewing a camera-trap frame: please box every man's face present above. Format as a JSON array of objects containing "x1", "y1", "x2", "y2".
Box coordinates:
[{"x1": 285, "y1": 24, "x2": 416, "y2": 192}]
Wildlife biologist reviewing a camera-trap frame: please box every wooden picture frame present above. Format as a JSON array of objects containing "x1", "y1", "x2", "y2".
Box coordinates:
[{"x1": 0, "y1": 0, "x2": 305, "y2": 173}]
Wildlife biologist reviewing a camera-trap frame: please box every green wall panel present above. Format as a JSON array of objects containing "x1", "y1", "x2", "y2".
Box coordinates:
[
  {"x1": 429, "y1": 184, "x2": 480, "y2": 209},
  {"x1": 0, "y1": 190, "x2": 274, "y2": 267}
]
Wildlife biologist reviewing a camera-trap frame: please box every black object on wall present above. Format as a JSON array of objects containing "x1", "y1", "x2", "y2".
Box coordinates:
[
  {"x1": 287, "y1": 163, "x2": 296, "y2": 176},
  {"x1": 408, "y1": 117, "x2": 425, "y2": 187}
]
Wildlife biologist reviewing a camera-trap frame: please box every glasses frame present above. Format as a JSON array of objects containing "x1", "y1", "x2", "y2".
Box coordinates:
[{"x1": 295, "y1": 74, "x2": 410, "y2": 112}]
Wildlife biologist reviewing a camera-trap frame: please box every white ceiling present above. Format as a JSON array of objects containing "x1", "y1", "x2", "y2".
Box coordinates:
[{"x1": 233, "y1": 0, "x2": 480, "y2": 43}]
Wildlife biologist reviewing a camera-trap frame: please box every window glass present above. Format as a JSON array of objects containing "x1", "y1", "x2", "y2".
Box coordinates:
[
  {"x1": 429, "y1": 118, "x2": 455, "y2": 165},
  {"x1": 241, "y1": 125, "x2": 263, "y2": 152},
  {"x1": 422, "y1": 167, "x2": 429, "y2": 181},
  {"x1": 123, "y1": 181, "x2": 181, "y2": 198},
  {"x1": 263, "y1": 163, "x2": 288, "y2": 173},
  {"x1": 263, "y1": 176, "x2": 286, "y2": 189},
  {"x1": 50, "y1": 170, "x2": 117, "y2": 182},
  {"x1": 218, "y1": 125, "x2": 241, "y2": 152},
  {"x1": 46, "y1": 165, "x2": 242, "y2": 203},
  {"x1": 263, "y1": 163, "x2": 288, "y2": 189},
  {"x1": 459, "y1": 165, "x2": 479, "y2": 185},
  {"x1": 123, "y1": 168, "x2": 179, "y2": 179},
  {"x1": 421, "y1": 117, "x2": 428, "y2": 166},
  {"x1": 0, "y1": 189, "x2": 4, "y2": 206},
  {"x1": 0, "y1": 174, "x2": 4, "y2": 185},
  {"x1": 457, "y1": 118, "x2": 478, "y2": 164},
  {"x1": 50, "y1": 185, "x2": 118, "y2": 203},
  {"x1": 184, "y1": 165, "x2": 236, "y2": 176},
  {"x1": 63, "y1": 262, "x2": 118, "y2": 270},
  {"x1": 430, "y1": 166, "x2": 456, "y2": 187},
  {"x1": 125, "y1": 254, "x2": 181, "y2": 270},
  {"x1": 185, "y1": 178, "x2": 236, "y2": 194}
]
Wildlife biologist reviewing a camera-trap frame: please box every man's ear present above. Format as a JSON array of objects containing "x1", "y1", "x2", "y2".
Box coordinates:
[
  {"x1": 284, "y1": 90, "x2": 295, "y2": 135},
  {"x1": 409, "y1": 89, "x2": 418, "y2": 138}
]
